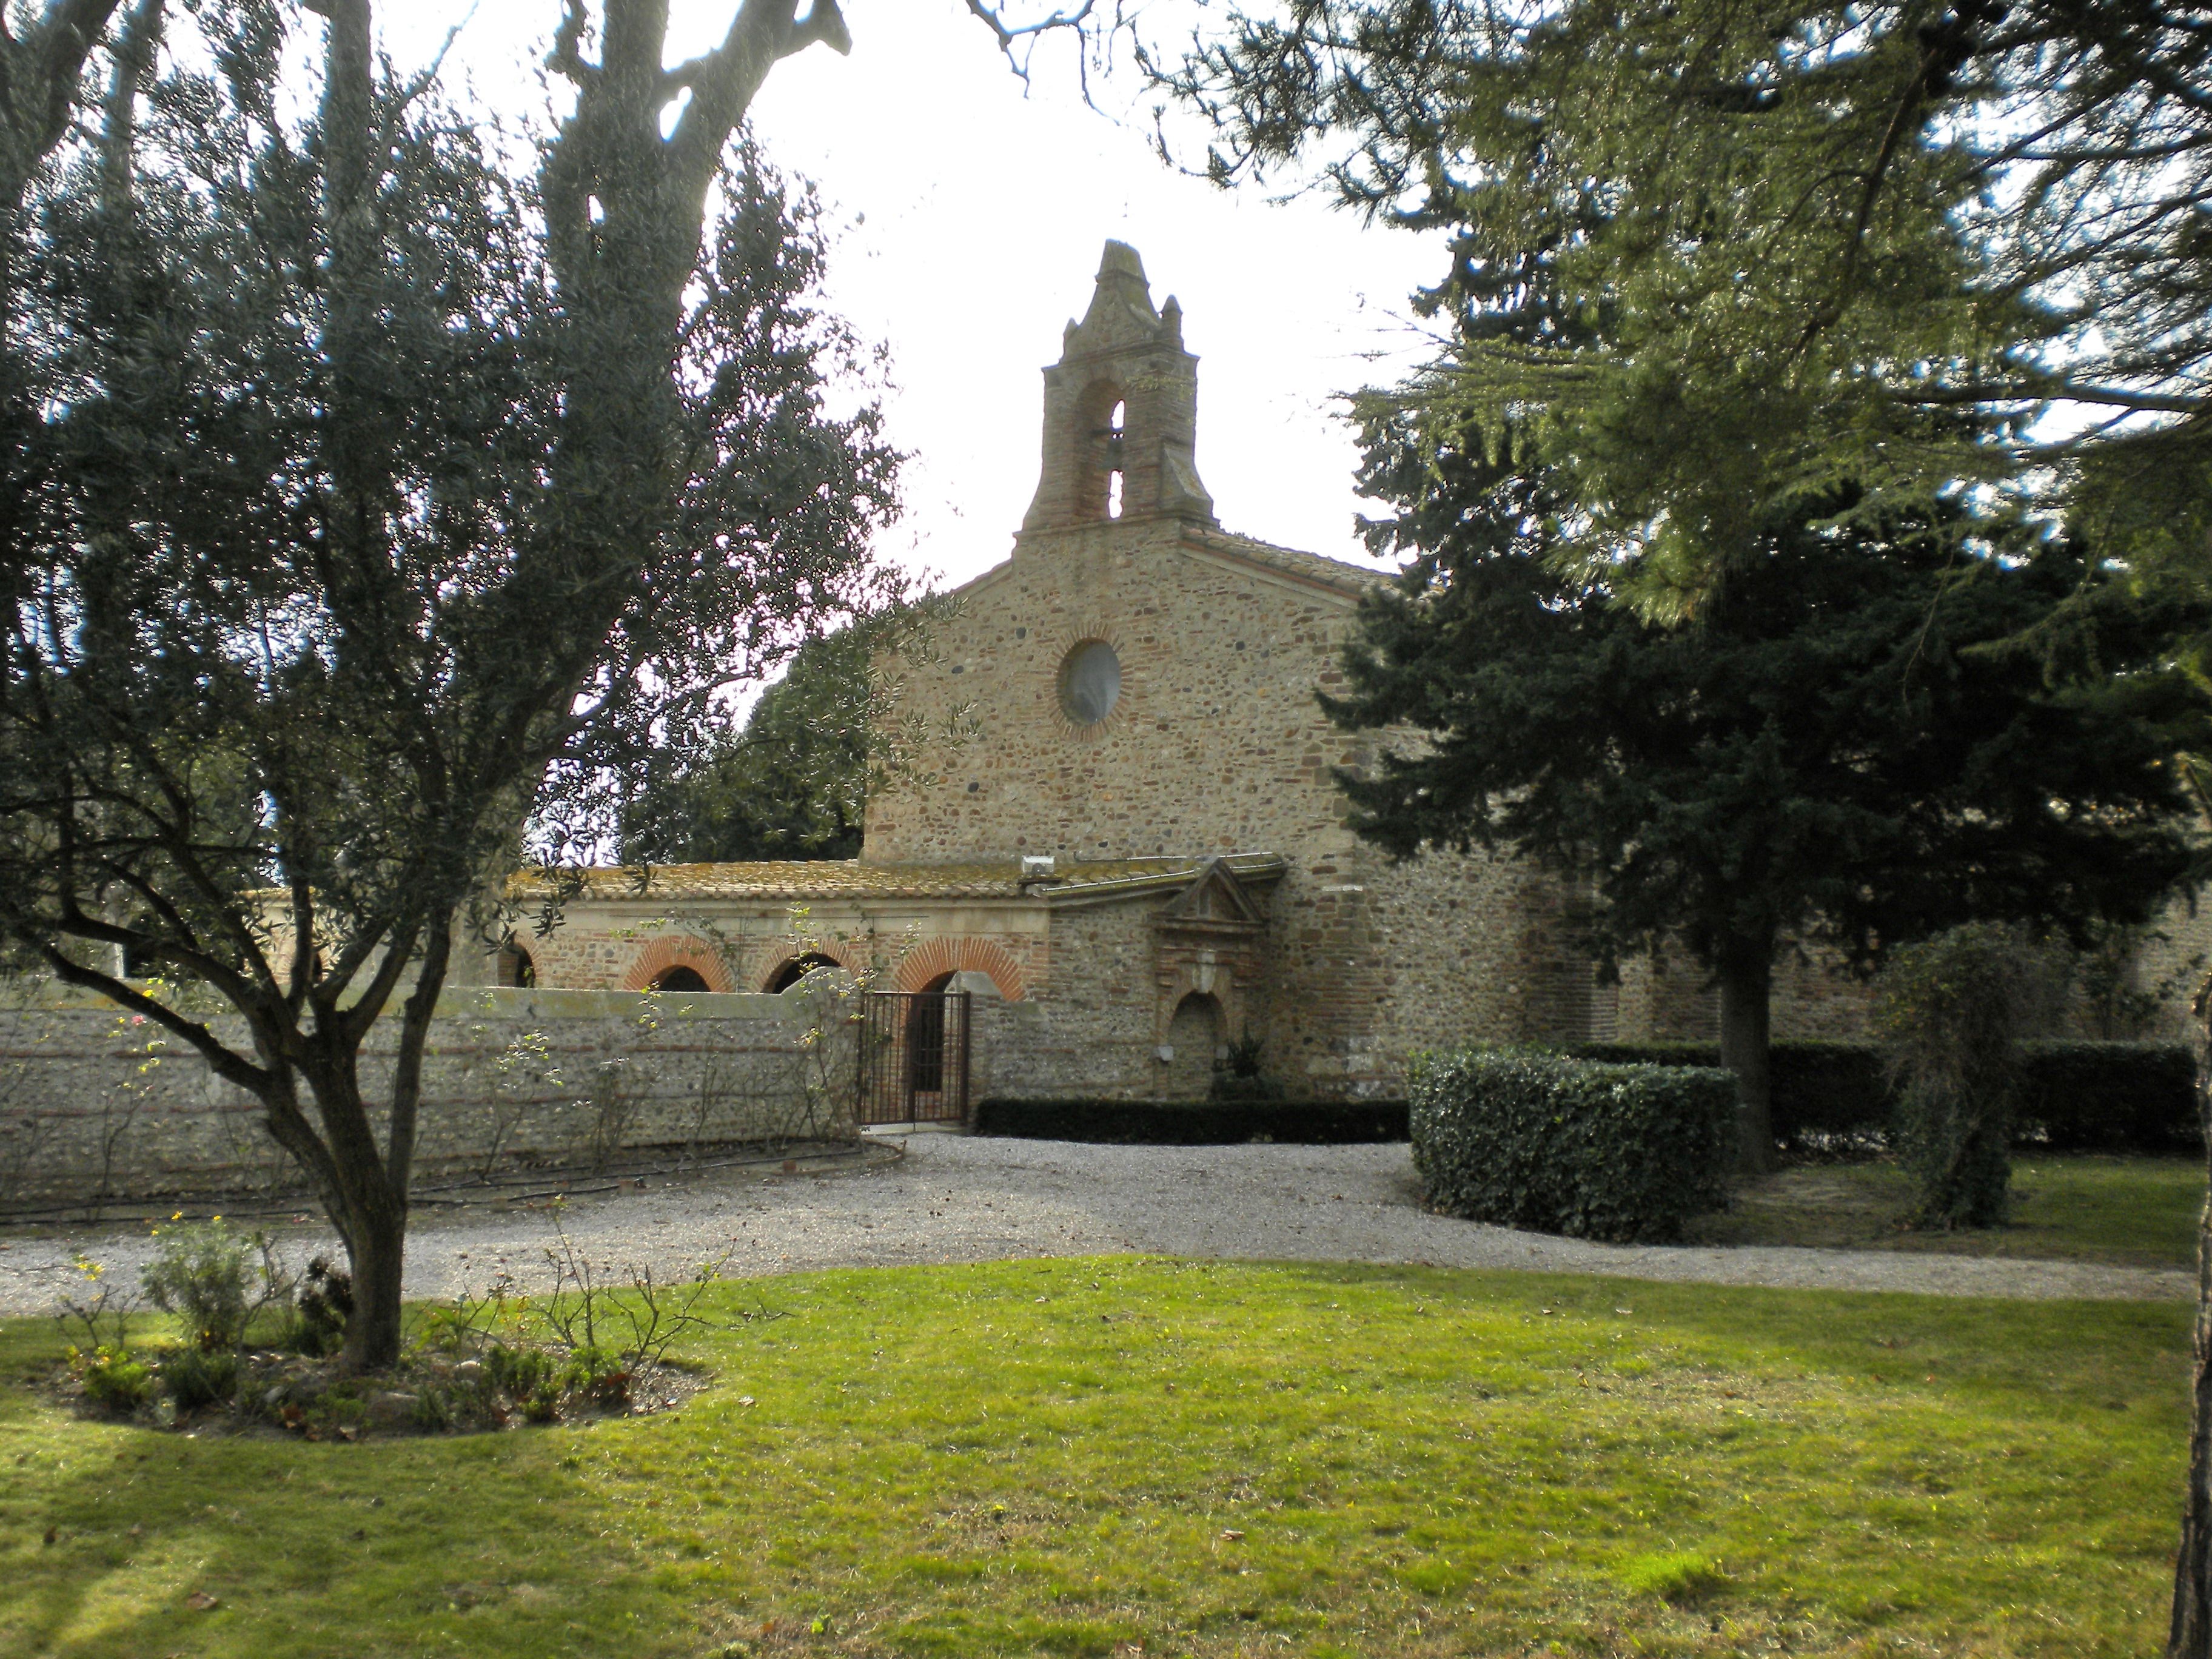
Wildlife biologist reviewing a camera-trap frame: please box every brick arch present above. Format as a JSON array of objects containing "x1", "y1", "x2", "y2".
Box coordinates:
[
  {"x1": 621, "y1": 936, "x2": 736, "y2": 993},
  {"x1": 893, "y1": 937, "x2": 1026, "y2": 1001},
  {"x1": 759, "y1": 945, "x2": 856, "y2": 992}
]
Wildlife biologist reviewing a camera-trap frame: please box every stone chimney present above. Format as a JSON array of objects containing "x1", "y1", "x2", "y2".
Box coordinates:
[{"x1": 1020, "y1": 241, "x2": 1216, "y2": 533}]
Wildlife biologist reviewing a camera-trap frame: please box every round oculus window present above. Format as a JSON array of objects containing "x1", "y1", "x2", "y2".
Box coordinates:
[{"x1": 1057, "y1": 639, "x2": 1121, "y2": 726}]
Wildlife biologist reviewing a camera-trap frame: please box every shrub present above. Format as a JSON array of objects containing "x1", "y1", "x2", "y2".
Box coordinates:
[
  {"x1": 1572, "y1": 1039, "x2": 2198, "y2": 1154},
  {"x1": 285, "y1": 1256, "x2": 353, "y2": 1355},
  {"x1": 159, "y1": 1346, "x2": 238, "y2": 1412},
  {"x1": 974, "y1": 1098, "x2": 1409, "y2": 1144},
  {"x1": 1409, "y1": 1048, "x2": 1734, "y2": 1243},
  {"x1": 141, "y1": 1219, "x2": 280, "y2": 1352},
  {"x1": 486, "y1": 1341, "x2": 555, "y2": 1402},
  {"x1": 2017, "y1": 1042, "x2": 2200, "y2": 1152},
  {"x1": 1209, "y1": 1036, "x2": 1287, "y2": 1104},
  {"x1": 1874, "y1": 923, "x2": 2040, "y2": 1229},
  {"x1": 75, "y1": 1346, "x2": 152, "y2": 1415}
]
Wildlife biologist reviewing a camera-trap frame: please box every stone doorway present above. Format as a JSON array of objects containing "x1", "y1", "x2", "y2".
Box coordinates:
[{"x1": 1162, "y1": 991, "x2": 1222, "y2": 1101}]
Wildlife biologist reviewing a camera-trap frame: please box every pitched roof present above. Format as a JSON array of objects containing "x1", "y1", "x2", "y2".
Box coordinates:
[
  {"x1": 1179, "y1": 525, "x2": 1390, "y2": 600},
  {"x1": 511, "y1": 853, "x2": 1289, "y2": 906}
]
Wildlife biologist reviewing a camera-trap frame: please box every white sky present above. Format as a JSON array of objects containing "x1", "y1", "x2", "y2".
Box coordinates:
[{"x1": 437, "y1": 2, "x2": 1447, "y2": 592}]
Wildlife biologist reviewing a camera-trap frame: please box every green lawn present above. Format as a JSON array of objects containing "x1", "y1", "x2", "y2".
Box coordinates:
[
  {"x1": 0, "y1": 1258, "x2": 2189, "y2": 1657},
  {"x1": 1690, "y1": 1155, "x2": 2205, "y2": 1269}
]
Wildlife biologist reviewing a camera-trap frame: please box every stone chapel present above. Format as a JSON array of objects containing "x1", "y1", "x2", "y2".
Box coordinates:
[{"x1": 471, "y1": 243, "x2": 1967, "y2": 1107}]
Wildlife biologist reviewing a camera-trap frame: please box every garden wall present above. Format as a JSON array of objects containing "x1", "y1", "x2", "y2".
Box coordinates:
[{"x1": 0, "y1": 984, "x2": 857, "y2": 1208}]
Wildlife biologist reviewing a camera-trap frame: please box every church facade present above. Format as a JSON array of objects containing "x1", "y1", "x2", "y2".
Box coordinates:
[{"x1": 471, "y1": 244, "x2": 2031, "y2": 1105}]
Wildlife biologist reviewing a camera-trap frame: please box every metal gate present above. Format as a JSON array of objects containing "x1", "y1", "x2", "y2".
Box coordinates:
[{"x1": 857, "y1": 990, "x2": 971, "y2": 1126}]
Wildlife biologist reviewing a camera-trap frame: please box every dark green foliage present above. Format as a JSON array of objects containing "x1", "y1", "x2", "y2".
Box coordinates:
[
  {"x1": 139, "y1": 1221, "x2": 272, "y2": 1353},
  {"x1": 1875, "y1": 925, "x2": 2037, "y2": 1229},
  {"x1": 1576, "y1": 1040, "x2": 2197, "y2": 1153},
  {"x1": 620, "y1": 629, "x2": 872, "y2": 864},
  {"x1": 1158, "y1": 1, "x2": 2212, "y2": 588},
  {"x1": 974, "y1": 1098, "x2": 1408, "y2": 1145},
  {"x1": 1572, "y1": 1042, "x2": 1891, "y2": 1148},
  {"x1": 75, "y1": 1347, "x2": 150, "y2": 1415},
  {"x1": 1332, "y1": 428, "x2": 2207, "y2": 980},
  {"x1": 1208, "y1": 1035, "x2": 1287, "y2": 1104},
  {"x1": 2021, "y1": 1045, "x2": 2201, "y2": 1155},
  {"x1": 284, "y1": 1258, "x2": 353, "y2": 1357},
  {"x1": 1409, "y1": 1048, "x2": 1735, "y2": 1243},
  {"x1": 158, "y1": 1347, "x2": 238, "y2": 1413}
]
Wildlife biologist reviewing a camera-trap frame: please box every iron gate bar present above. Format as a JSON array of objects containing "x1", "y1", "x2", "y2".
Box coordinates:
[{"x1": 856, "y1": 990, "x2": 971, "y2": 1127}]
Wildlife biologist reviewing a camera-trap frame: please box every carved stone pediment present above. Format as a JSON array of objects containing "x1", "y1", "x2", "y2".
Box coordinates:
[{"x1": 1159, "y1": 857, "x2": 1267, "y2": 931}]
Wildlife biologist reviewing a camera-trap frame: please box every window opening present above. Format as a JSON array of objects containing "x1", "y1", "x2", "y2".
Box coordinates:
[
  {"x1": 1105, "y1": 399, "x2": 1125, "y2": 519},
  {"x1": 650, "y1": 965, "x2": 711, "y2": 993},
  {"x1": 1057, "y1": 639, "x2": 1122, "y2": 726},
  {"x1": 495, "y1": 942, "x2": 536, "y2": 988}
]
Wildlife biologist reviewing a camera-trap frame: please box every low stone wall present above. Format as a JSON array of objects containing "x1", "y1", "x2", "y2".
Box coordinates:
[{"x1": 0, "y1": 983, "x2": 858, "y2": 1208}]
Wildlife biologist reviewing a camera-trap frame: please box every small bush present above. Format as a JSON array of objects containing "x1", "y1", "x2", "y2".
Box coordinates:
[
  {"x1": 486, "y1": 1341, "x2": 555, "y2": 1401},
  {"x1": 1875, "y1": 924, "x2": 2039, "y2": 1229},
  {"x1": 1409, "y1": 1048, "x2": 1734, "y2": 1243},
  {"x1": 974, "y1": 1098, "x2": 1409, "y2": 1144},
  {"x1": 75, "y1": 1346, "x2": 152, "y2": 1415},
  {"x1": 1209, "y1": 1036, "x2": 1287, "y2": 1104},
  {"x1": 159, "y1": 1346, "x2": 238, "y2": 1412},
  {"x1": 561, "y1": 1344, "x2": 631, "y2": 1406},
  {"x1": 286, "y1": 1256, "x2": 352, "y2": 1355},
  {"x1": 141, "y1": 1219, "x2": 280, "y2": 1352}
]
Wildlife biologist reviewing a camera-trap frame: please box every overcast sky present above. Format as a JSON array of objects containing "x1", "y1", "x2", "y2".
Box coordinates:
[{"x1": 441, "y1": 2, "x2": 1447, "y2": 592}]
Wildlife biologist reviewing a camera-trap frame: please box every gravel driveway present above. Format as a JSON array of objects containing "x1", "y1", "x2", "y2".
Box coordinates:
[{"x1": 0, "y1": 1133, "x2": 2189, "y2": 1317}]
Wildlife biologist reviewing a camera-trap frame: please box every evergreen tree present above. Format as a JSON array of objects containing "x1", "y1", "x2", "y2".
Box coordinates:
[
  {"x1": 1330, "y1": 411, "x2": 2208, "y2": 1170},
  {"x1": 620, "y1": 630, "x2": 874, "y2": 865},
  {"x1": 1157, "y1": 0, "x2": 2212, "y2": 603}
]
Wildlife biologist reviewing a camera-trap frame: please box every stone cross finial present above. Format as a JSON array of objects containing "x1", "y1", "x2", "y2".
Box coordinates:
[{"x1": 1021, "y1": 241, "x2": 1216, "y2": 532}]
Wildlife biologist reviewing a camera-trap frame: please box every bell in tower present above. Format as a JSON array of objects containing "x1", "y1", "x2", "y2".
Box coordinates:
[{"x1": 1021, "y1": 242, "x2": 1216, "y2": 534}]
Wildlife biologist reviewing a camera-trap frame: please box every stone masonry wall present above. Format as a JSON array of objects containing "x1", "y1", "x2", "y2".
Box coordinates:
[
  {"x1": 863, "y1": 517, "x2": 1558, "y2": 1097},
  {"x1": 0, "y1": 985, "x2": 857, "y2": 1208}
]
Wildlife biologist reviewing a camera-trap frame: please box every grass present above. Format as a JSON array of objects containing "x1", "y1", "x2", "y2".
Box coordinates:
[
  {"x1": 0, "y1": 1256, "x2": 2190, "y2": 1657},
  {"x1": 1689, "y1": 1154, "x2": 2204, "y2": 1269}
]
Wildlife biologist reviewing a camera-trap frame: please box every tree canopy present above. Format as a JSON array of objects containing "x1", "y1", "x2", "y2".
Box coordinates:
[
  {"x1": 0, "y1": 0, "x2": 900, "y2": 1367},
  {"x1": 1330, "y1": 406, "x2": 2208, "y2": 1165},
  {"x1": 619, "y1": 628, "x2": 876, "y2": 865},
  {"x1": 1156, "y1": 0, "x2": 2212, "y2": 602}
]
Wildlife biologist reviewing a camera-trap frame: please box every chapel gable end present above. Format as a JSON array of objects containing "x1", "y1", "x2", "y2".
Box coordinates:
[{"x1": 1021, "y1": 241, "x2": 1216, "y2": 533}]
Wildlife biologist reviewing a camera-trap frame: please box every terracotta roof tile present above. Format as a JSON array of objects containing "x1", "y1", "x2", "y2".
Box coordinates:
[{"x1": 511, "y1": 854, "x2": 1287, "y2": 905}]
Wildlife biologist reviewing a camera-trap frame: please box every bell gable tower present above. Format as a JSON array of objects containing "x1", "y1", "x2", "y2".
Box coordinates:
[{"x1": 1021, "y1": 241, "x2": 1216, "y2": 533}]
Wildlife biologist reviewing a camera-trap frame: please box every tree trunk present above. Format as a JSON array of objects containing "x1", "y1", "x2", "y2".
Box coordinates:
[
  {"x1": 337, "y1": 1188, "x2": 407, "y2": 1373},
  {"x1": 2167, "y1": 998, "x2": 2212, "y2": 1656},
  {"x1": 1715, "y1": 938, "x2": 1775, "y2": 1176}
]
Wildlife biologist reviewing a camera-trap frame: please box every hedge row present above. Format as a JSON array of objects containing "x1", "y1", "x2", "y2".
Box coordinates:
[
  {"x1": 1569, "y1": 1040, "x2": 2200, "y2": 1154},
  {"x1": 1409, "y1": 1048, "x2": 1735, "y2": 1244},
  {"x1": 972, "y1": 1097, "x2": 1409, "y2": 1145}
]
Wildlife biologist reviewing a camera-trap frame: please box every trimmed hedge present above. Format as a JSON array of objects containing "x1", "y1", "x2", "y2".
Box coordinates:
[
  {"x1": 1409, "y1": 1048, "x2": 1735, "y2": 1244},
  {"x1": 1570, "y1": 1039, "x2": 2200, "y2": 1154},
  {"x1": 973, "y1": 1098, "x2": 1410, "y2": 1145}
]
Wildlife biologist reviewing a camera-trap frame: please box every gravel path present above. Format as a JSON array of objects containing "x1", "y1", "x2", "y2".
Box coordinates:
[{"x1": 0, "y1": 1134, "x2": 2189, "y2": 1316}]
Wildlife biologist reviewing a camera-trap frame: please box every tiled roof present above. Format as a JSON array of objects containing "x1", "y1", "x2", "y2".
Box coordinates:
[{"x1": 511, "y1": 853, "x2": 1288, "y2": 905}]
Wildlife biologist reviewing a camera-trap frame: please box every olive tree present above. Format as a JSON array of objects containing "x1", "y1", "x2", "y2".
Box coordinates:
[{"x1": 0, "y1": 0, "x2": 950, "y2": 1370}]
